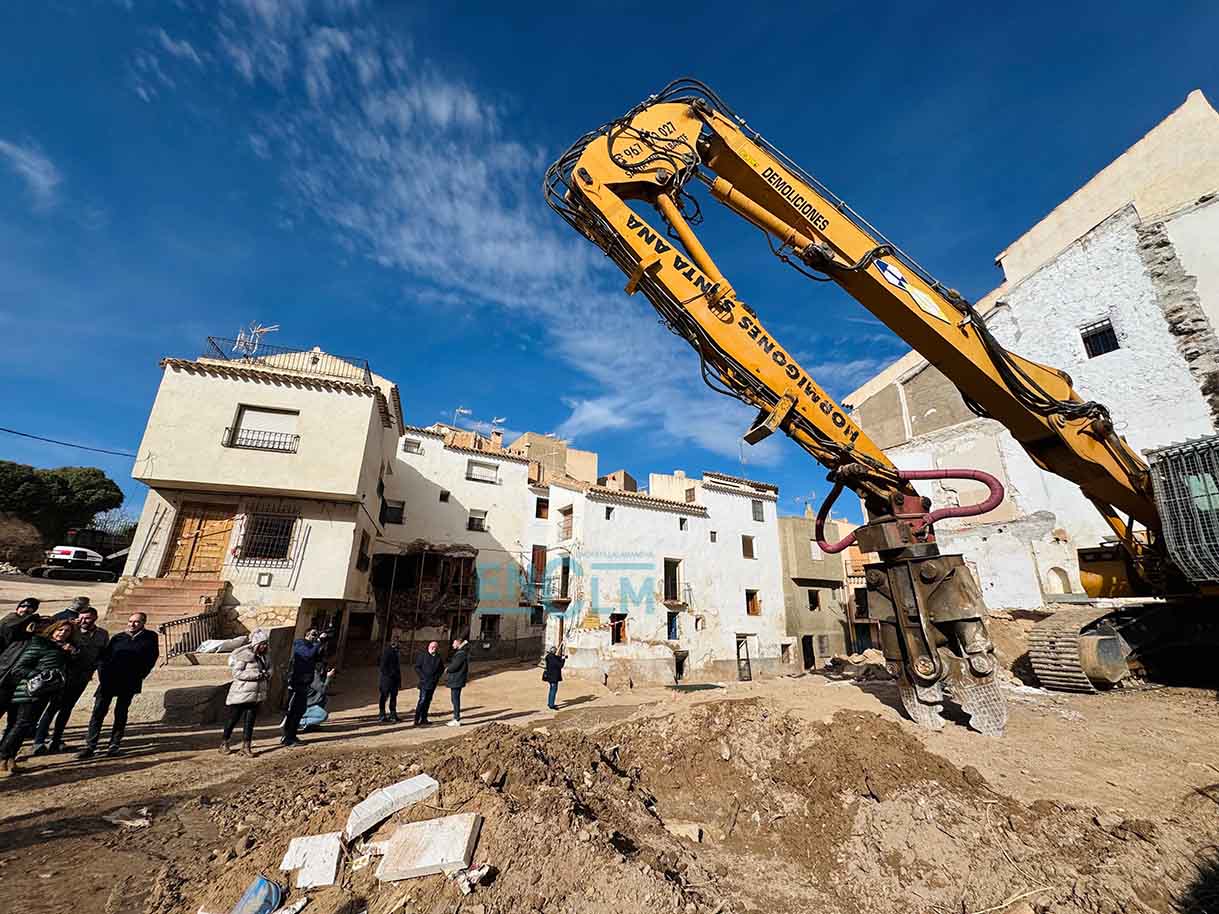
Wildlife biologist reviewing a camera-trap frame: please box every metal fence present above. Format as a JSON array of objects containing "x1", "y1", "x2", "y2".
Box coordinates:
[
  {"x1": 222, "y1": 426, "x2": 301, "y2": 453},
  {"x1": 204, "y1": 337, "x2": 374, "y2": 387},
  {"x1": 158, "y1": 610, "x2": 223, "y2": 663}
]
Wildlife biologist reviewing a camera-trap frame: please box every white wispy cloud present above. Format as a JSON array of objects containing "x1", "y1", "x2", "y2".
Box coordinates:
[
  {"x1": 156, "y1": 29, "x2": 204, "y2": 66},
  {"x1": 156, "y1": 2, "x2": 802, "y2": 466},
  {"x1": 0, "y1": 139, "x2": 61, "y2": 210}
]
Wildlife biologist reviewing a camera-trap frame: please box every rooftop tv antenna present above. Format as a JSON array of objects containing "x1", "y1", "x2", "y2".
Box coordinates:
[{"x1": 233, "y1": 322, "x2": 280, "y2": 356}]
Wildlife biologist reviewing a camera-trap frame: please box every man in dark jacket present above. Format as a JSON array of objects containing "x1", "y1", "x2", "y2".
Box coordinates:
[
  {"x1": 51, "y1": 596, "x2": 92, "y2": 623},
  {"x1": 0, "y1": 597, "x2": 41, "y2": 653},
  {"x1": 76, "y1": 612, "x2": 159, "y2": 759},
  {"x1": 413, "y1": 641, "x2": 443, "y2": 726},
  {"x1": 281, "y1": 629, "x2": 325, "y2": 747},
  {"x1": 444, "y1": 638, "x2": 469, "y2": 728},
  {"x1": 33, "y1": 605, "x2": 109, "y2": 755},
  {"x1": 542, "y1": 646, "x2": 566, "y2": 711},
  {"x1": 378, "y1": 637, "x2": 402, "y2": 723}
]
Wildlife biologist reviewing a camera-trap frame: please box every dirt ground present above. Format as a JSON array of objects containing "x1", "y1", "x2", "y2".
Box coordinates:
[
  {"x1": 0, "y1": 572, "x2": 118, "y2": 616},
  {"x1": 1, "y1": 651, "x2": 1216, "y2": 914}
]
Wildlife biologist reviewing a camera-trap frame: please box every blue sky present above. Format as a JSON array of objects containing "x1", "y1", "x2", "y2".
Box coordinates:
[{"x1": 2, "y1": 0, "x2": 1217, "y2": 522}]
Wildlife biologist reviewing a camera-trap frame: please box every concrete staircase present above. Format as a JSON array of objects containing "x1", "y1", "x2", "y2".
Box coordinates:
[{"x1": 107, "y1": 577, "x2": 228, "y2": 629}]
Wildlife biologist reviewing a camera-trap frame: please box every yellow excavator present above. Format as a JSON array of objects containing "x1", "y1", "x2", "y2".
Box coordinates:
[{"x1": 544, "y1": 78, "x2": 1219, "y2": 735}]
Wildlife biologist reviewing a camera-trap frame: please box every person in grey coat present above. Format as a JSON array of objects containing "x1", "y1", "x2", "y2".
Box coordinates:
[{"x1": 220, "y1": 629, "x2": 271, "y2": 757}]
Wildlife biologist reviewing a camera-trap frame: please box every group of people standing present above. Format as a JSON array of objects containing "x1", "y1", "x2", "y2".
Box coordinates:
[
  {"x1": 377, "y1": 637, "x2": 469, "y2": 728},
  {"x1": 0, "y1": 596, "x2": 159, "y2": 776}
]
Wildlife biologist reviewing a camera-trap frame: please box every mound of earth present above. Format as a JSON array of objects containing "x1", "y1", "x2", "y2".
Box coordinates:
[{"x1": 146, "y1": 700, "x2": 1218, "y2": 914}]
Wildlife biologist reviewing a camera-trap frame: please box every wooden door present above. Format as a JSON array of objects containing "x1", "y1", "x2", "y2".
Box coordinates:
[{"x1": 163, "y1": 503, "x2": 234, "y2": 579}]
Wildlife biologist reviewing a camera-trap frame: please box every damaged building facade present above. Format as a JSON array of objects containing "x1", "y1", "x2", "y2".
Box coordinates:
[
  {"x1": 776, "y1": 510, "x2": 853, "y2": 667},
  {"x1": 844, "y1": 89, "x2": 1219, "y2": 609}
]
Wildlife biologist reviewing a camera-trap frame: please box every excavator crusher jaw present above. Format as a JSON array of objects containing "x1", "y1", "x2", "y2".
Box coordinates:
[{"x1": 866, "y1": 552, "x2": 1007, "y2": 736}]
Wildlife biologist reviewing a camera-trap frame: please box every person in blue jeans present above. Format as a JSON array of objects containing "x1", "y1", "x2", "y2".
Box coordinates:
[{"x1": 542, "y1": 646, "x2": 566, "y2": 710}]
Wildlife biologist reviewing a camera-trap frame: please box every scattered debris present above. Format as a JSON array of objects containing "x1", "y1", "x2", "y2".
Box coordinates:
[
  {"x1": 102, "y1": 806, "x2": 151, "y2": 829},
  {"x1": 375, "y1": 813, "x2": 483, "y2": 882},
  {"x1": 278, "y1": 832, "x2": 342, "y2": 889},
  {"x1": 344, "y1": 774, "x2": 439, "y2": 841},
  {"x1": 451, "y1": 863, "x2": 493, "y2": 895},
  {"x1": 0, "y1": 562, "x2": 22, "y2": 575},
  {"x1": 278, "y1": 900, "x2": 309, "y2": 914},
  {"x1": 662, "y1": 821, "x2": 703, "y2": 843}
]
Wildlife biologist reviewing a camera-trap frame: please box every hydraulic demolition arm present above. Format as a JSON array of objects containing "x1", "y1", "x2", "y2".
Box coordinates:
[{"x1": 544, "y1": 79, "x2": 1165, "y2": 735}]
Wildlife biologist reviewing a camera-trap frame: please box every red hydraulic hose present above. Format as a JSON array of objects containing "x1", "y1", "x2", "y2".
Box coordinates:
[{"x1": 814, "y1": 468, "x2": 1005, "y2": 554}]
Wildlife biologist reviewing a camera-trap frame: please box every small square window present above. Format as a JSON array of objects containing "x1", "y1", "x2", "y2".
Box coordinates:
[
  {"x1": 467, "y1": 509, "x2": 488, "y2": 532},
  {"x1": 439, "y1": 490, "x2": 450, "y2": 503},
  {"x1": 535, "y1": 497, "x2": 549, "y2": 519},
  {"x1": 685, "y1": 487, "x2": 696, "y2": 503},
  {"x1": 1081, "y1": 319, "x2": 1119, "y2": 358},
  {"x1": 741, "y1": 535, "x2": 755, "y2": 559},
  {"x1": 751, "y1": 499, "x2": 765, "y2": 522},
  {"x1": 605, "y1": 506, "x2": 614, "y2": 520},
  {"x1": 745, "y1": 588, "x2": 761, "y2": 616},
  {"x1": 403, "y1": 438, "x2": 423, "y2": 454},
  {"x1": 530, "y1": 605, "x2": 545, "y2": 626},
  {"x1": 380, "y1": 498, "x2": 405, "y2": 525},
  {"x1": 679, "y1": 517, "x2": 688, "y2": 531},
  {"x1": 710, "y1": 530, "x2": 717, "y2": 543},
  {"x1": 807, "y1": 589, "x2": 821, "y2": 611}
]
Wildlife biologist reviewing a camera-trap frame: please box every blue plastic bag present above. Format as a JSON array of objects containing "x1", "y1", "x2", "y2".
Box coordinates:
[{"x1": 227, "y1": 874, "x2": 283, "y2": 914}]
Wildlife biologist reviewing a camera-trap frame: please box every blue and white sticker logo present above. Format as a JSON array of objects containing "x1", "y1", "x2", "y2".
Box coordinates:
[{"x1": 876, "y1": 260, "x2": 949, "y2": 323}]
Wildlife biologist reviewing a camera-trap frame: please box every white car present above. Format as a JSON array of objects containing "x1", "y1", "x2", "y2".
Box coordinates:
[{"x1": 46, "y1": 546, "x2": 106, "y2": 569}]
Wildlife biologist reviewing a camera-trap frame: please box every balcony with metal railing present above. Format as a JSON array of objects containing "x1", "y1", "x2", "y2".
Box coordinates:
[
  {"x1": 203, "y1": 337, "x2": 375, "y2": 387},
  {"x1": 661, "y1": 581, "x2": 694, "y2": 607},
  {"x1": 222, "y1": 426, "x2": 301, "y2": 453}
]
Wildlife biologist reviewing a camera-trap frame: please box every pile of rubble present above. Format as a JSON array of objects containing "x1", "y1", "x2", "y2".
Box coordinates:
[
  {"x1": 146, "y1": 701, "x2": 1218, "y2": 914},
  {"x1": 0, "y1": 561, "x2": 24, "y2": 575}
]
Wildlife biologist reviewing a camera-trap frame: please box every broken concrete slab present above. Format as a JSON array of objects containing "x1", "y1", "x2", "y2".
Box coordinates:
[
  {"x1": 279, "y1": 831, "x2": 343, "y2": 889},
  {"x1": 375, "y1": 813, "x2": 483, "y2": 882},
  {"x1": 344, "y1": 774, "x2": 439, "y2": 841},
  {"x1": 662, "y1": 821, "x2": 703, "y2": 843}
]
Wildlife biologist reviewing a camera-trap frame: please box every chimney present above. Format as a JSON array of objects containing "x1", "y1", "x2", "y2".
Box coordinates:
[{"x1": 490, "y1": 431, "x2": 503, "y2": 450}]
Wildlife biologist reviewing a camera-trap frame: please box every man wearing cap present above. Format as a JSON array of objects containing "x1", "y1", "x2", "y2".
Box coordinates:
[{"x1": 0, "y1": 597, "x2": 41, "y2": 654}]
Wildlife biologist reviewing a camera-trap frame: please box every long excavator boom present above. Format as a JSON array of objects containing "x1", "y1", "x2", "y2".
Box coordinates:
[{"x1": 544, "y1": 79, "x2": 1177, "y2": 732}]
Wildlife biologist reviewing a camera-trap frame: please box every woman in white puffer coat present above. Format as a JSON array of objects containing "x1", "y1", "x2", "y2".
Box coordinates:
[{"x1": 220, "y1": 629, "x2": 271, "y2": 757}]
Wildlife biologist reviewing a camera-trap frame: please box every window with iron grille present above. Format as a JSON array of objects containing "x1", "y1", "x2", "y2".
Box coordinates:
[
  {"x1": 1081, "y1": 319, "x2": 1120, "y2": 358},
  {"x1": 479, "y1": 614, "x2": 501, "y2": 640},
  {"x1": 225, "y1": 406, "x2": 300, "y2": 453},
  {"x1": 239, "y1": 514, "x2": 296, "y2": 565},
  {"x1": 403, "y1": 438, "x2": 423, "y2": 454},
  {"x1": 751, "y1": 499, "x2": 765, "y2": 522},
  {"x1": 467, "y1": 509, "x2": 488, "y2": 532}
]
